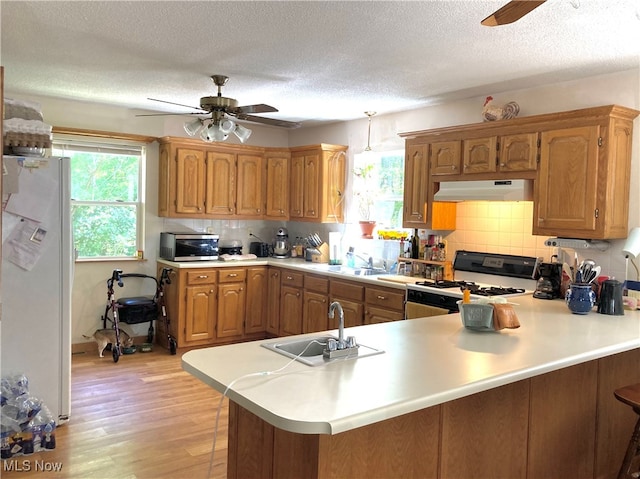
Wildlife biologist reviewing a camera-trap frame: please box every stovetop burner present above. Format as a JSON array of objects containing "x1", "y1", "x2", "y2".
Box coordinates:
[{"x1": 413, "y1": 280, "x2": 526, "y2": 297}]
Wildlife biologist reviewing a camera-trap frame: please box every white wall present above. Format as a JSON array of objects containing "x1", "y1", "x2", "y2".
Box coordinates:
[{"x1": 6, "y1": 68, "x2": 639, "y2": 344}]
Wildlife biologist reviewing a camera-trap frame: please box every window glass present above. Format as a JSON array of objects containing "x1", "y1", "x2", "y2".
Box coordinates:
[
  {"x1": 52, "y1": 141, "x2": 145, "y2": 260},
  {"x1": 352, "y1": 149, "x2": 405, "y2": 230}
]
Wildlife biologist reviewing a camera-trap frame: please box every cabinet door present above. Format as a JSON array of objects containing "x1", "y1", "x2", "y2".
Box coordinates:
[
  {"x1": 185, "y1": 284, "x2": 217, "y2": 342},
  {"x1": 322, "y1": 149, "x2": 346, "y2": 222},
  {"x1": 535, "y1": 126, "x2": 599, "y2": 235},
  {"x1": 216, "y1": 282, "x2": 246, "y2": 339},
  {"x1": 206, "y1": 151, "x2": 236, "y2": 216},
  {"x1": 289, "y1": 155, "x2": 305, "y2": 219},
  {"x1": 499, "y1": 133, "x2": 538, "y2": 172},
  {"x1": 330, "y1": 297, "x2": 364, "y2": 328},
  {"x1": 279, "y1": 286, "x2": 302, "y2": 336},
  {"x1": 266, "y1": 268, "x2": 281, "y2": 335},
  {"x1": 246, "y1": 267, "x2": 268, "y2": 334},
  {"x1": 303, "y1": 154, "x2": 321, "y2": 219},
  {"x1": 463, "y1": 137, "x2": 497, "y2": 174},
  {"x1": 430, "y1": 141, "x2": 461, "y2": 175},
  {"x1": 236, "y1": 154, "x2": 264, "y2": 217},
  {"x1": 176, "y1": 148, "x2": 206, "y2": 214},
  {"x1": 303, "y1": 291, "x2": 328, "y2": 333},
  {"x1": 364, "y1": 306, "x2": 404, "y2": 324},
  {"x1": 403, "y1": 144, "x2": 429, "y2": 226},
  {"x1": 265, "y1": 155, "x2": 289, "y2": 219}
]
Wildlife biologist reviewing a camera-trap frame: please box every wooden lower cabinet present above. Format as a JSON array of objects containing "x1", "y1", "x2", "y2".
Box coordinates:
[
  {"x1": 279, "y1": 271, "x2": 304, "y2": 336},
  {"x1": 156, "y1": 264, "x2": 269, "y2": 348},
  {"x1": 329, "y1": 279, "x2": 364, "y2": 327},
  {"x1": 246, "y1": 266, "x2": 268, "y2": 334},
  {"x1": 303, "y1": 274, "x2": 329, "y2": 333},
  {"x1": 364, "y1": 286, "x2": 405, "y2": 324},
  {"x1": 225, "y1": 347, "x2": 640, "y2": 479},
  {"x1": 266, "y1": 268, "x2": 281, "y2": 335}
]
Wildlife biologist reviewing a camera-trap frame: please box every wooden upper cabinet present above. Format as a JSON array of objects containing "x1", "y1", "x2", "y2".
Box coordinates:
[
  {"x1": 264, "y1": 152, "x2": 290, "y2": 220},
  {"x1": 206, "y1": 151, "x2": 235, "y2": 216},
  {"x1": 158, "y1": 138, "x2": 343, "y2": 221},
  {"x1": 175, "y1": 148, "x2": 206, "y2": 215},
  {"x1": 463, "y1": 137, "x2": 497, "y2": 174},
  {"x1": 430, "y1": 141, "x2": 461, "y2": 175},
  {"x1": 403, "y1": 143, "x2": 457, "y2": 230},
  {"x1": 534, "y1": 108, "x2": 638, "y2": 239},
  {"x1": 403, "y1": 144, "x2": 429, "y2": 225},
  {"x1": 462, "y1": 134, "x2": 538, "y2": 175},
  {"x1": 289, "y1": 144, "x2": 347, "y2": 223},
  {"x1": 536, "y1": 126, "x2": 599, "y2": 234},
  {"x1": 236, "y1": 153, "x2": 264, "y2": 218},
  {"x1": 499, "y1": 133, "x2": 538, "y2": 172}
]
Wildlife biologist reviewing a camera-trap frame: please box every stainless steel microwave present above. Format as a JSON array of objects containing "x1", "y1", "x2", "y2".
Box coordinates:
[{"x1": 160, "y1": 232, "x2": 219, "y2": 261}]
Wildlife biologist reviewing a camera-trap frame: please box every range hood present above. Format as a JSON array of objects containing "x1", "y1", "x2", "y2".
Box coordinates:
[{"x1": 433, "y1": 179, "x2": 533, "y2": 202}]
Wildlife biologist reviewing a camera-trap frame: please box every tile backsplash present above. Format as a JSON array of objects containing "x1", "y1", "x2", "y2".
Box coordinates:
[{"x1": 443, "y1": 201, "x2": 551, "y2": 260}]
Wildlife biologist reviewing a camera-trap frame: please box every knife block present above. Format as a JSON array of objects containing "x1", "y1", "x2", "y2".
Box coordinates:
[{"x1": 311, "y1": 243, "x2": 330, "y2": 263}]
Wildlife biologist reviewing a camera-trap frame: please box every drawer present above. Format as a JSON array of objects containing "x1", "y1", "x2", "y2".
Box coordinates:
[
  {"x1": 218, "y1": 268, "x2": 247, "y2": 283},
  {"x1": 304, "y1": 274, "x2": 329, "y2": 293},
  {"x1": 186, "y1": 269, "x2": 217, "y2": 286},
  {"x1": 365, "y1": 286, "x2": 405, "y2": 311},
  {"x1": 281, "y1": 270, "x2": 304, "y2": 287},
  {"x1": 330, "y1": 279, "x2": 364, "y2": 302}
]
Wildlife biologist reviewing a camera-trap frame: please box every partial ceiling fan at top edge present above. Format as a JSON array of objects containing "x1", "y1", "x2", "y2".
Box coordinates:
[{"x1": 481, "y1": 0, "x2": 547, "y2": 26}]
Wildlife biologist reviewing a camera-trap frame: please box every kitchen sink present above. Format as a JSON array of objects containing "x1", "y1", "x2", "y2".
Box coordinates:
[
  {"x1": 353, "y1": 267, "x2": 387, "y2": 276},
  {"x1": 307, "y1": 264, "x2": 388, "y2": 276},
  {"x1": 262, "y1": 335, "x2": 384, "y2": 367}
]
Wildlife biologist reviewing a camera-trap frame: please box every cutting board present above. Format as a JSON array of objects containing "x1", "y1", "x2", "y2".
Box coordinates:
[{"x1": 377, "y1": 275, "x2": 425, "y2": 285}]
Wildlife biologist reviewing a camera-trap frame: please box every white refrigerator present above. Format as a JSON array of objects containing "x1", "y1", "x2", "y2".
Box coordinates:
[{"x1": 1, "y1": 155, "x2": 72, "y2": 424}]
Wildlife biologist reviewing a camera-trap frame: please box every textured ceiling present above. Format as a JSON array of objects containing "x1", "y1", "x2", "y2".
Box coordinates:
[{"x1": 1, "y1": 0, "x2": 639, "y2": 127}]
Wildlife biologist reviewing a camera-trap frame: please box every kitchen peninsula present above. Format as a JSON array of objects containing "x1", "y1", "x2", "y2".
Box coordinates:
[{"x1": 183, "y1": 295, "x2": 640, "y2": 479}]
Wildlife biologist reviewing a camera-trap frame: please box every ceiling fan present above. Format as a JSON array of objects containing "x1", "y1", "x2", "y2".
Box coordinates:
[
  {"x1": 140, "y1": 74, "x2": 301, "y2": 129},
  {"x1": 481, "y1": 1, "x2": 546, "y2": 26}
]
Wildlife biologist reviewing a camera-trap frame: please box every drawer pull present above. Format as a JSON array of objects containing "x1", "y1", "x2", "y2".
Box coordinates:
[
  {"x1": 228, "y1": 273, "x2": 238, "y2": 278},
  {"x1": 198, "y1": 275, "x2": 209, "y2": 279},
  {"x1": 286, "y1": 276, "x2": 293, "y2": 280},
  {"x1": 377, "y1": 295, "x2": 386, "y2": 300}
]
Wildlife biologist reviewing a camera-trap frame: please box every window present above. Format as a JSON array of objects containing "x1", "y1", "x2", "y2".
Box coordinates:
[
  {"x1": 52, "y1": 139, "x2": 145, "y2": 260},
  {"x1": 352, "y1": 149, "x2": 404, "y2": 229}
]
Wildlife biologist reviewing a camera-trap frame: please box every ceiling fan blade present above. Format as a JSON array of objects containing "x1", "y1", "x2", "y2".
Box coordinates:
[
  {"x1": 234, "y1": 113, "x2": 301, "y2": 129},
  {"x1": 135, "y1": 112, "x2": 206, "y2": 117},
  {"x1": 481, "y1": 1, "x2": 546, "y2": 26},
  {"x1": 147, "y1": 97, "x2": 205, "y2": 111},
  {"x1": 235, "y1": 104, "x2": 279, "y2": 114}
]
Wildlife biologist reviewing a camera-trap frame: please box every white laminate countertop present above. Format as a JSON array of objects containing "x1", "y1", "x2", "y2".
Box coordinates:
[{"x1": 182, "y1": 295, "x2": 640, "y2": 435}]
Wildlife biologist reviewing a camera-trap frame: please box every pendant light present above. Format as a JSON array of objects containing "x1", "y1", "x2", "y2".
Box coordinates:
[{"x1": 364, "y1": 111, "x2": 376, "y2": 152}]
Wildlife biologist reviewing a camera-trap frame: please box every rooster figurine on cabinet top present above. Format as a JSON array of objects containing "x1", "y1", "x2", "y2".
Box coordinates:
[{"x1": 482, "y1": 96, "x2": 520, "y2": 122}]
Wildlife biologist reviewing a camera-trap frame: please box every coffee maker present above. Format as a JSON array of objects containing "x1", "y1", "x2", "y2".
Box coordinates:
[
  {"x1": 533, "y1": 262, "x2": 563, "y2": 300},
  {"x1": 272, "y1": 227, "x2": 291, "y2": 258}
]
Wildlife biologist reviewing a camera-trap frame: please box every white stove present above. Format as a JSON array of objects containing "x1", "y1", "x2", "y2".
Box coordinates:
[{"x1": 406, "y1": 251, "x2": 539, "y2": 314}]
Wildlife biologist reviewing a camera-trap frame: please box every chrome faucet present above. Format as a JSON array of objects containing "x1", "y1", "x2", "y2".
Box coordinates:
[{"x1": 328, "y1": 301, "x2": 346, "y2": 349}]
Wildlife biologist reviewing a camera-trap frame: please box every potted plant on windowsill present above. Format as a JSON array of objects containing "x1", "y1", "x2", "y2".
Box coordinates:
[{"x1": 354, "y1": 163, "x2": 376, "y2": 238}]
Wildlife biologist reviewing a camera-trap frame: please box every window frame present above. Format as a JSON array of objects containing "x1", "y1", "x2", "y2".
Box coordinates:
[{"x1": 52, "y1": 135, "x2": 146, "y2": 262}]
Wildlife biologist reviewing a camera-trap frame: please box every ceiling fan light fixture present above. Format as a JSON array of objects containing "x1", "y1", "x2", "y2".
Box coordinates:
[
  {"x1": 184, "y1": 118, "x2": 204, "y2": 137},
  {"x1": 219, "y1": 118, "x2": 236, "y2": 135},
  {"x1": 233, "y1": 124, "x2": 252, "y2": 143}
]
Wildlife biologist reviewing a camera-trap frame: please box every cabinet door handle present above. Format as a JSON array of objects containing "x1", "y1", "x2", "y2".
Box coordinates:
[
  {"x1": 239, "y1": 287, "x2": 244, "y2": 291},
  {"x1": 451, "y1": 165, "x2": 456, "y2": 170},
  {"x1": 256, "y1": 208, "x2": 261, "y2": 213}
]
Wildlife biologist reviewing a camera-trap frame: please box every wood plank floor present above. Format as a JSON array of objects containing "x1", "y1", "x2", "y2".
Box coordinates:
[{"x1": 2, "y1": 348, "x2": 228, "y2": 479}]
